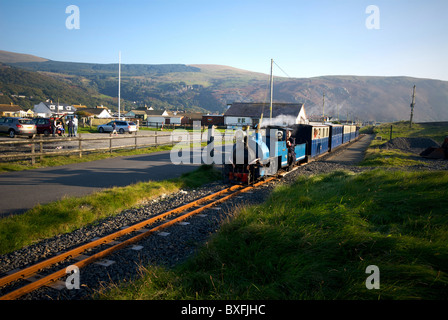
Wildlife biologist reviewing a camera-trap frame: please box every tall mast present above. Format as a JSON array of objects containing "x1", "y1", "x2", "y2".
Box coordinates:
[
  {"x1": 409, "y1": 85, "x2": 416, "y2": 128},
  {"x1": 269, "y1": 58, "x2": 274, "y2": 120},
  {"x1": 118, "y1": 51, "x2": 121, "y2": 120},
  {"x1": 322, "y1": 92, "x2": 325, "y2": 123}
]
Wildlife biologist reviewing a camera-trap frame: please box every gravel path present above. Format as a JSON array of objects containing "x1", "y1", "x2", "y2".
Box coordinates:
[{"x1": 0, "y1": 135, "x2": 446, "y2": 300}]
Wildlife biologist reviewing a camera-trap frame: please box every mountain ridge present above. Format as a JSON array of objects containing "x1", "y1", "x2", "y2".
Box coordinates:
[{"x1": 1, "y1": 50, "x2": 447, "y2": 122}]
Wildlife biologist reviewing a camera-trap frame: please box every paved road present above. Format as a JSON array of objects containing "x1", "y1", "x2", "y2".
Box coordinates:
[{"x1": 0, "y1": 150, "x2": 206, "y2": 217}]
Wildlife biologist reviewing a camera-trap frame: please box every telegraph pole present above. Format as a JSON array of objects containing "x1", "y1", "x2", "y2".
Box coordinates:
[
  {"x1": 269, "y1": 58, "x2": 274, "y2": 120},
  {"x1": 118, "y1": 51, "x2": 121, "y2": 120},
  {"x1": 322, "y1": 92, "x2": 325, "y2": 123},
  {"x1": 409, "y1": 85, "x2": 416, "y2": 128}
]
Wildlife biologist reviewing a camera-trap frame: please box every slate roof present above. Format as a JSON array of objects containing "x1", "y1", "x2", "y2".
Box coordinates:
[
  {"x1": 82, "y1": 108, "x2": 111, "y2": 116},
  {"x1": 145, "y1": 110, "x2": 167, "y2": 116},
  {"x1": 40, "y1": 102, "x2": 75, "y2": 112},
  {"x1": 225, "y1": 102, "x2": 304, "y2": 118}
]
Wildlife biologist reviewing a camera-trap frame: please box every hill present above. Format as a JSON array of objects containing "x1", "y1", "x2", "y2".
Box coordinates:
[
  {"x1": 1, "y1": 50, "x2": 447, "y2": 121},
  {"x1": 0, "y1": 64, "x2": 114, "y2": 110},
  {"x1": 0, "y1": 50, "x2": 48, "y2": 63}
]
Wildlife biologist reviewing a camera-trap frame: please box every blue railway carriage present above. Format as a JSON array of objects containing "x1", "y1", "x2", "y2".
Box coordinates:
[
  {"x1": 327, "y1": 124, "x2": 343, "y2": 152},
  {"x1": 342, "y1": 125, "x2": 352, "y2": 143},
  {"x1": 350, "y1": 125, "x2": 357, "y2": 141},
  {"x1": 291, "y1": 124, "x2": 330, "y2": 159}
]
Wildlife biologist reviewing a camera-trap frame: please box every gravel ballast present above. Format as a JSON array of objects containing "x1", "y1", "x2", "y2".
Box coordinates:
[{"x1": 379, "y1": 137, "x2": 440, "y2": 154}]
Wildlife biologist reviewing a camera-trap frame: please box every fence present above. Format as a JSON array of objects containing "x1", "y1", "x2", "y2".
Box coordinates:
[{"x1": 0, "y1": 131, "x2": 174, "y2": 165}]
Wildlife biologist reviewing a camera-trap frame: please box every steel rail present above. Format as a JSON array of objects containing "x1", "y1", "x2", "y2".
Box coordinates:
[{"x1": 0, "y1": 177, "x2": 275, "y2": 300}]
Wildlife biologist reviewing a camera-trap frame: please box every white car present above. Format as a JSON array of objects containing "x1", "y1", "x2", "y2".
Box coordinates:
[{"x1": 97, "y1": 120, "x2": 138, "y2": 134}]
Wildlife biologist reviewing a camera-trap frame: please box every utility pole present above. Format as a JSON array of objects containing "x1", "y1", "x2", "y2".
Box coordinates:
[
  {"x1": 322, "y1": 92, "x2": 325, "y2": 123},
  {"x1": 269, "y1": 58, "x2": 274, "y2": 121},
  {"x1": 118, "y1": 51, "x2": 121, "y2": 120},
  {"x1": 409, "y1": 85, "x2": 416, "y2": 128}
]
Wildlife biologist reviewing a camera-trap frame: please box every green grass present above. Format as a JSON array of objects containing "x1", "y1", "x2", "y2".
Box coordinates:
[
  {"x1": 359, "y1": 149, "x2": 426, "y2": 167},
  {"x1": 98, "y1": 169, "x2": 448, "y2": 300},
  {"x1": 0, "y1": 164, "x2": 221, "y2": 255}
]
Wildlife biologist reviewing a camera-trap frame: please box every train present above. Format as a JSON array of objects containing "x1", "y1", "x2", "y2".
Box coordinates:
[{"x1": 223, "y1": 123, "x2": 359, "y2": 184}]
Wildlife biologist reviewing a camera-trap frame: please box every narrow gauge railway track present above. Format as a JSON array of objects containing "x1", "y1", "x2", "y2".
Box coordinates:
[{"x1": 0, "y1": 176, "x2": 277, "y2": 300}]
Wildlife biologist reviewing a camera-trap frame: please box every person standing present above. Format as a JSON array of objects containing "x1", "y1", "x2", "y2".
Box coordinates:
[
  {"x1": 112, "y1": 121, "x2": 117, "y2": 136},
  {"x1": 67, "y1": 117, "x2": 74, "y2": 137},
  {"x1": 52, "y1": 117, "x2": 57, "y2": 137},
  {"x1": 73, "y1": 116, "x2": 78, "y2": 137},
  {"x1": 286, "y1": 130, "x2": 296, "y2": 171}
]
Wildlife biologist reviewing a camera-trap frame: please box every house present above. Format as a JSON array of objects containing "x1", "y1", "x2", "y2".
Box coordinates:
[
  {"x1": 21, "y1": 109, "x2": 35, "y2": 118},
  {"x1": 0, "y1": 104, "x2": 24, "y2": 117},
  {"x1": 125, "y1": 110, "x2": 147, "y2": 120},
  {"x1": 224, "y1": 102, "x2": 307, "y2": 128},
  {"x1": 80, "y1": 108, "x2": 112, "y2": 118},
  {"x1": 202, "y1": 114, "x2": 224, "y2": 126},
  {"x1": 33, "y1": 102, "x2": 76, "y2": 118},
  {"x1": 167, "y1": 111, "x2": 183, "y2": 125},
  {"x1": 146, "y1": 109, "x2": 170, "y2": 126},
  {"x1": 180, "y1": 112, "x2": 204, "y2": 125}
]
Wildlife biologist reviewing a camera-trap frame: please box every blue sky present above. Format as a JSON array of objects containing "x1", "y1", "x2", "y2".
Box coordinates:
[{"x1": 1, "y1": 0, "x2": 447, "y2": 80}]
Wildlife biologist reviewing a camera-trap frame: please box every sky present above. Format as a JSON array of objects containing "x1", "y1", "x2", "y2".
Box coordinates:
[{"x1": 0, "y1": 0, "x2": 447, "y2": 80}]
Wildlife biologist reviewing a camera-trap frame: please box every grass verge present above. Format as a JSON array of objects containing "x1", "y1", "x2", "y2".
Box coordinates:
[
  {"x1": 0, "y1": 164, "x2": 221, "y2": 255},
  {"x1": 98, "y1": 169, "x2": 448, "y2": 300},
  {"x1": 359, "y1": 149, "x2": 426, "y2": 167}
]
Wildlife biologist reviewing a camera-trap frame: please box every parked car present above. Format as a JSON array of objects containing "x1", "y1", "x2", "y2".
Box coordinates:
[
  {"x1": 97, "y1": 120, "x2": 138, "y2": 134},
  {"x1": 0, "y1": 117, "x2": 36, "y2": 138},
  {"x1": 33, "y1": 118, "x2": 53, "y2": 136}
]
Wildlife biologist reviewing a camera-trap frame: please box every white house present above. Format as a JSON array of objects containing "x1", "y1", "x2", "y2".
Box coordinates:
[
  {"x1": 33, "y1": 102, "x2": 76, "y2": 118},
  {"x1": 224, "y1": 102, "x2": 308, "y2": 128},
  {"x1": 146, "y1": 110, "x2": 169, "y2": 125},
  {"x1": 81, "y1": 108, "x2": 112, "y2": 118}
]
